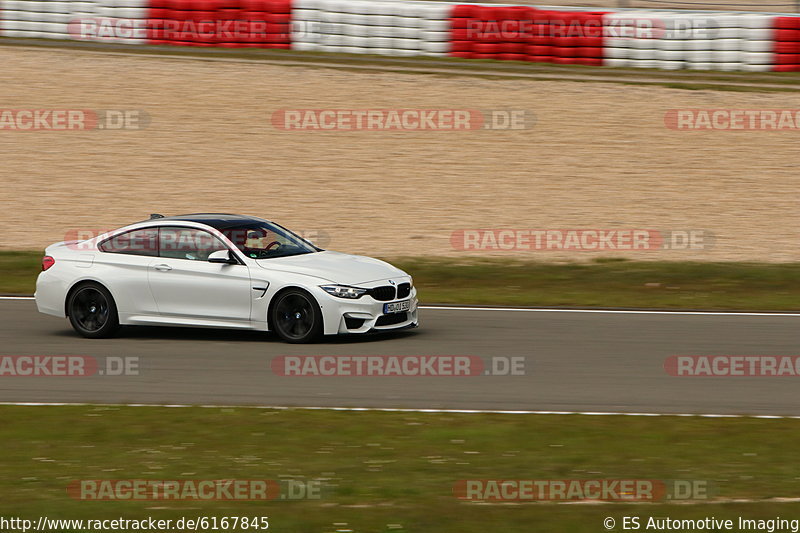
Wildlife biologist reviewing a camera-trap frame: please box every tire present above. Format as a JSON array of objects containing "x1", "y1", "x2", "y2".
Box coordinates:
[
  {"x1": 270, "y1": 289, "x2": 323, "y2": 343},
  {"x1": 67, "y1": 283, "x2": 120, "y2": 339}
]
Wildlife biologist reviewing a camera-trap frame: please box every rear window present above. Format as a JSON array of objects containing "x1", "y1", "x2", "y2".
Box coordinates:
[{"x1": 98, "y1": 228, "x2": 158, "y2": 256}]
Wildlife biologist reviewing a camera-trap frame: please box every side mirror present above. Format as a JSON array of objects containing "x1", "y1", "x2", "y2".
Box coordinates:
[{"x1": 208, "y1": 250, "x2": 237, "y2": 264}]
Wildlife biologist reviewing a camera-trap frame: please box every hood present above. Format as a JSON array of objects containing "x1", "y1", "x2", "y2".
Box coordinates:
[{"x1": 256, "y1": 251, "x2": 407, "y2": 285}]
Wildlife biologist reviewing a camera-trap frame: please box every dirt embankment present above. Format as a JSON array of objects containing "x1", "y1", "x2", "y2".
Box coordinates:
[{"x1": 0, "y1": 47, "x2": 797, "y2": 262}]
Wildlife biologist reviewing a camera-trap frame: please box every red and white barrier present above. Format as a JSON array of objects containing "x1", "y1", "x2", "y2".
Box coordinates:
[
  {"x1": 449, "y1": 5, "x2": 606, "y2": 65},
  {"x1": 603, "y1": 11, "x2": 769, "y2": 71},
  {"x1": 145, "y1": 0, "x2": 290, "y2": 48},
  {"x1": 1, "y1": 0, "x2": 799, "y2": 72},
  {"x1": 291, "y1": 0, "x2": 453, "y2": 56},
  {"x1": 0, "y1": 0, "x2": 148, "y2": 42},
  {"x1": 774, "y1": 15, "x2": 800, "y2": 71}
]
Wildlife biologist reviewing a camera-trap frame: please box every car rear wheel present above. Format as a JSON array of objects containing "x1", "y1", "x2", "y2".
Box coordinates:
[
  {"x1": 67, "y1": 283, "x2": 120, "y2": 339},
  {"x1": 271, "y1": 289, "x2": 323, "y2": 343}
]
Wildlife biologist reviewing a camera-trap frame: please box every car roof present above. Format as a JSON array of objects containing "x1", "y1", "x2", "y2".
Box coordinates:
[{"x1": 142, "y1": 213, "x2": 271, "y2": 231}]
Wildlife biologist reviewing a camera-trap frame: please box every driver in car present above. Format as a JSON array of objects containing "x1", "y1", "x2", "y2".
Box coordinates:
[{"x1": 242, "y1": 229, "x2": 281, "y2": 258}]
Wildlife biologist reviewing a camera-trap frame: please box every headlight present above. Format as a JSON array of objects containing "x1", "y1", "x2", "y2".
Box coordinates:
[{"x1": 321, "y1": 285, "x2": 368, "y2": 299}]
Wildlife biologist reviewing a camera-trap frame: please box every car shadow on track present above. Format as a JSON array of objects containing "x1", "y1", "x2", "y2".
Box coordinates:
[{"x1": 49, "y1": 326, "x2": 425, "y2": 344}]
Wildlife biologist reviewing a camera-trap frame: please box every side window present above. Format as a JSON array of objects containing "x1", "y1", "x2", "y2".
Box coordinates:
[
  {"x1": 159, "y1": 227, "x2": 228, "y2": 261},
  {"x1": 243, "y1": 228, "x2": 285, "y2": 249},
  {"x1": 98, "y1": 228, "x2": 158, "y2": 256}
]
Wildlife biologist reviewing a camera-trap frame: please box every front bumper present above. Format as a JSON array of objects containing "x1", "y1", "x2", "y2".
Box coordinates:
[{"x1": 312, "y1": 281, "x2": 419, "y2": 336}]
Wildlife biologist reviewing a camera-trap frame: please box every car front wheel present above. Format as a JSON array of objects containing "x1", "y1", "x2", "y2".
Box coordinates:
[
  {"x1": 67, "y1": 283, "x2": 120, "y2": 339},
  {"x1": 271, "y1": 289, "x2": 323, "y2": 343}
]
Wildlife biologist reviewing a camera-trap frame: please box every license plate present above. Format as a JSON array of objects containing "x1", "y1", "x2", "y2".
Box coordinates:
[{"x1": 384, "y1": 300, "x2": 410, "y2": 314}]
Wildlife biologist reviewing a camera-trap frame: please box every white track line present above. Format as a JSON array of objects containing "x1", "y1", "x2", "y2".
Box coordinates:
[
  {"x1": 3, "y1": 297, "x2": 799, "y2": 317},
  {"x1": 422, "y1": 306, "x2": 800, "y2": 317},
  {"x1": 0, "y1": 402, "x2": 798, "y2": 419}
]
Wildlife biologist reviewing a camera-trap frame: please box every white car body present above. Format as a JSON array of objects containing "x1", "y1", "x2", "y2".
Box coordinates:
[{"x1": 35, "y1": 214, "x2": 418, "y2": 341}]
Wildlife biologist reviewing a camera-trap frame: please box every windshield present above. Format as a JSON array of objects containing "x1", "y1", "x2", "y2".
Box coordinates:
[{"x1": 219, "y1": 222, "x2": 320, "y2": 259}]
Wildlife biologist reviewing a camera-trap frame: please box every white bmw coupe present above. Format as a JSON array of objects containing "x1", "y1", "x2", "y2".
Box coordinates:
[{"x1": 35, "y1": 214, "x2": 418, "y2": 343}]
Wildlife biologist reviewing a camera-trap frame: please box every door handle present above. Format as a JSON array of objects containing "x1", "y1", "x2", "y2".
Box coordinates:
[{"x1": 153, "y1": 264, "x2": 172, "y2": 271}]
